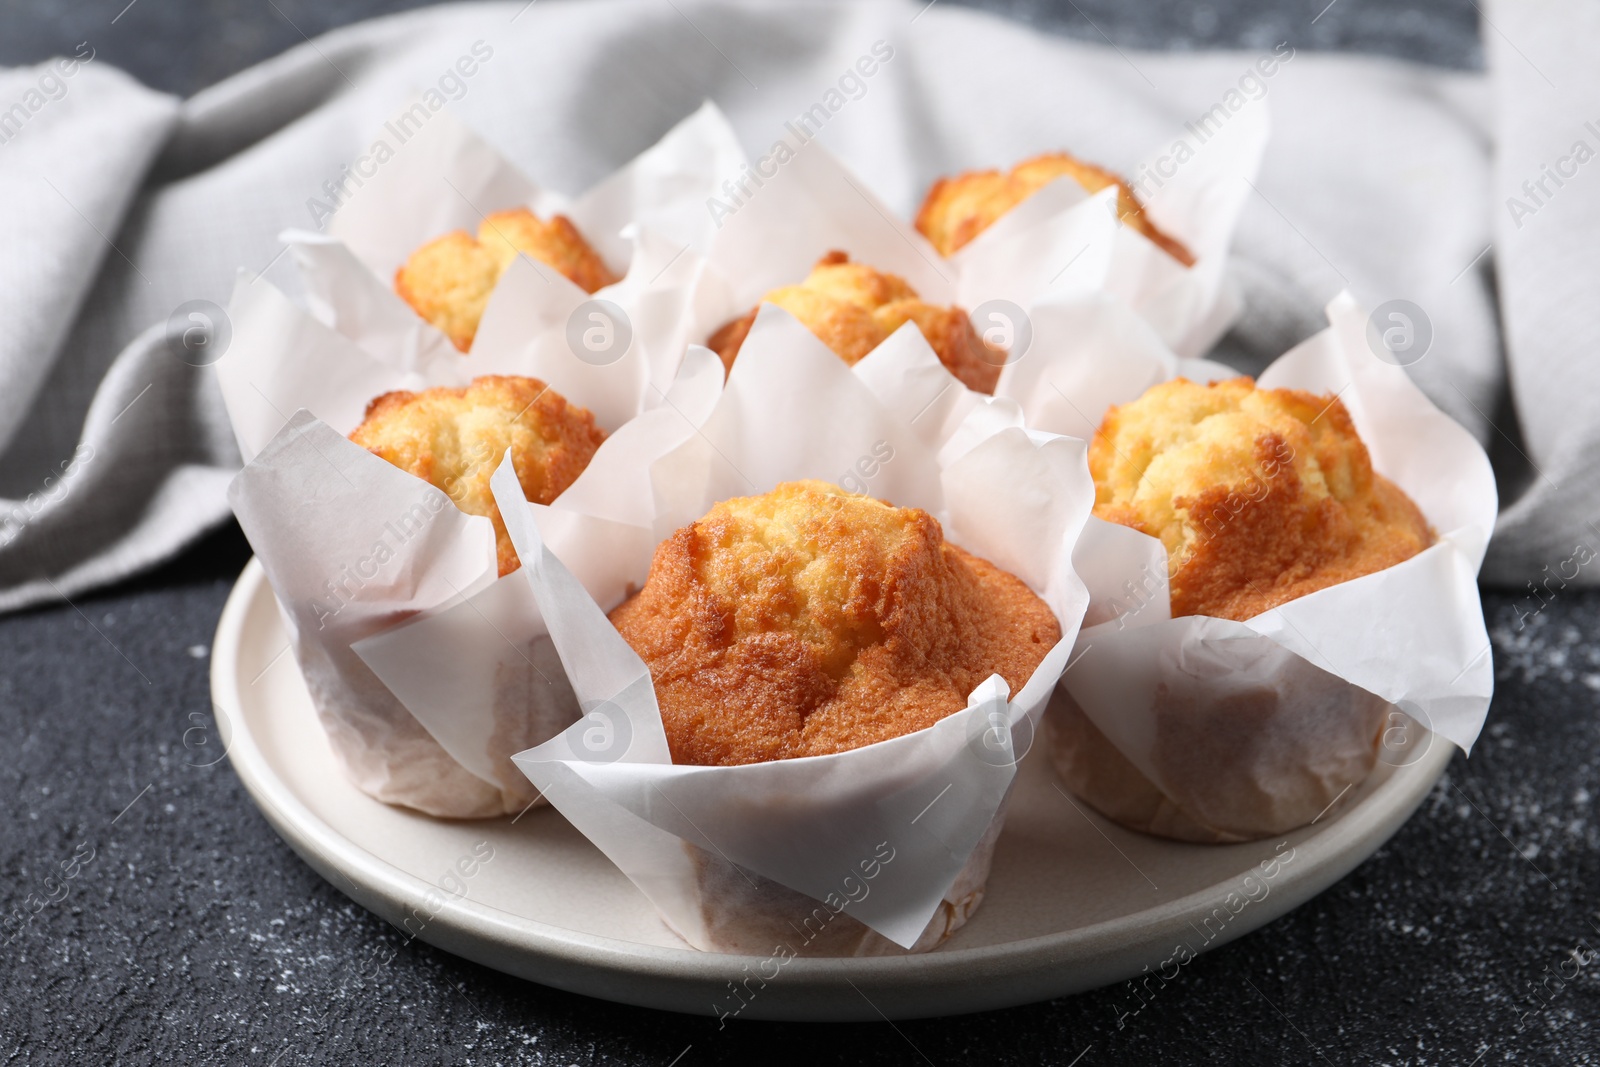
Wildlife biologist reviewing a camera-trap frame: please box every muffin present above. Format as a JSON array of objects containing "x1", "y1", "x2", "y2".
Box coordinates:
[
  {"x1": 394, "y1": 209, "x2": 618, "y2": 351},
  {"x1": 609, "y1": 479, "x2": 1060, "y2": 766},
  {"x1": 707, "y1": 252, "x2": 1004, "y2": 394},
  {"x1": 605, "y1": 479, "x2": 1058, "y2": 953},
  {"x1": 1090, "y1": 377, "x2": 1433, "y2": 620},
  {"x1": 1049, "y1": 376, "x2": 1431, "y2": 842},
  {"x1": 915, "y1": 152, "x2": 1194, "y2": 266},
  {"x1": 349, "y1": 375, "x2": 606, "y2": 576}
]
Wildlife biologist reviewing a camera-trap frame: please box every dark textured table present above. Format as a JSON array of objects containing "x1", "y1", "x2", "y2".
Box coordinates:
[
  {"x1": 9, "y1": 2, "x2": 1598, "y2": 1065},
  {"x1": 7, "y1": 528, "x2": 1600, "y2": 1064}
]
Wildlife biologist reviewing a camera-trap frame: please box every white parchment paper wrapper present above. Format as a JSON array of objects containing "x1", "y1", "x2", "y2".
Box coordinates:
[
  {"x1": 286, "y1": 100, "x2": 746, "y2": 396},
  {"x1": 228, "y1": 412, "x2": 510, "y2": 817},
  {"x1": 676, "y1": 94, "x2": 1266, "y2": 365},
  {"x1": 1043, "y1": 292, "x2": 1496, "y2": 842},
  {"x1": 406, "y1": 311, "x2": 1094, "y2": 952},
  {"x1": 217, "y1": 256, "x2": 724, "y2": 817},
  {"x1": 351, "y1": 348, "x2": 725, "y2": 806}
]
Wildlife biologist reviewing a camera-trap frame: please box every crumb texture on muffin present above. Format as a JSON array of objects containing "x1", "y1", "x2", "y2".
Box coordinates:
[
  {"x1": 1090, "y1": 376, "x2": 1433, "y2": 621},
  {"x1": 349, "y1": 375, "x2": 606, "y2": 576},
  {"x1": 708, "y1": 251, "x2": 1002, "y2": 393},
  {"x1": 914, "y1": 152, "x2": 1195, "y2": 266},
  {"x1": 394, "y1": 209, "x2": 618, "y2": 351},
  {"x1": 608, "y1": 480, "x2": 1060, "y2": 766}
]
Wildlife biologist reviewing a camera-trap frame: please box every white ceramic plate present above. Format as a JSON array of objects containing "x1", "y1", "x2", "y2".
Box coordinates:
[{"x1": 211, "y1": 558, "x2": 1448, "y2": 1021}]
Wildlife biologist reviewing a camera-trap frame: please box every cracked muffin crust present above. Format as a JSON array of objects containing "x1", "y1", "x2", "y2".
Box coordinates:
[
  {"x1": 708, "y1": 251, "x2": 1003, "y2": 394},
  {"x1": 349, "y1": 375, "x2": 606, "y2": 576},
  {"x1": 609, "y1": 480, "x2": 1060, "y2": 766},
  {"x1": 915, "y1": 151, "x2": 1194, "y2": 266},
  {"x1": 1090, "y1": 376, "x2": 1433, "y2": 620},
  {"x1": 394, "y1": 208, "x2": 617, "y2": 351}
]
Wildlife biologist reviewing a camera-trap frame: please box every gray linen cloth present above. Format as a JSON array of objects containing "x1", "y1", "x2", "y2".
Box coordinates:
[{"x1": 0, "y1": 0, "x2": 1575, "y2": 612}]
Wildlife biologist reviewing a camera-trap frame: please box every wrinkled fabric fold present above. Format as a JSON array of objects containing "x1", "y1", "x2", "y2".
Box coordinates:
[{"x1": 0, "y1": 0, "x2": 1580, "y2": 612}]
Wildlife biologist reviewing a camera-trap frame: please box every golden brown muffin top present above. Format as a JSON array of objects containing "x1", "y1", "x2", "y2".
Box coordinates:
[
  {"x1": 394, "y1": 209, "x2": 618, "y2": 352},
  {"x1": 915, "y1": 152, "x2": 1195, "y2": 267},
  {"x1": 1090, "y1": 377, "x2": 1433, "y2": 621},
  {"x1": 609, "y1": 480, "x2": 1061, "y2": 766},
  {"x1": 707, "y1": 251, "x2": 1003, "y2": 394},
  {"x1": 349, "y1": 375, "x2": 606, "y2": 576}
]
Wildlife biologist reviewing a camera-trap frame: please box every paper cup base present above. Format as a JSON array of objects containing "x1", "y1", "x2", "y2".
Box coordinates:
[
  {"x1": 1045, "y1": 679, "x2": 1386, "y2": 843},
  {"x1": 300, "y1": 637, "x2": 536, "y2": 820},
  {"x1": 480, "y1": 654, "x2": 575, "y2": 812},
  {"x1": 663, "y1": 806, "x2": 1008, "y2": 957}
]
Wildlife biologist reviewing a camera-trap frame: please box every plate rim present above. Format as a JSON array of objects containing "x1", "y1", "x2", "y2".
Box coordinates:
[{"x1": 212, "y1": 556, "x2": 1450, "y2": 1021}]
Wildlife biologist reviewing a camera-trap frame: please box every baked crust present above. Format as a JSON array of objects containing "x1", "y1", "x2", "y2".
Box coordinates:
[
  {"x1": 914, "y1": 152, "x2": 1195, "y2": 266},
  {"x1": 394, "y1": 208, "x2": 618, "y2": 351},
  {"x1": 709, "y1": 251, "x2": 1002, "y2": 394},
  {"x1": 1089, "y1": 376, "x2": 1433, "y2": 620},
  {"x1": 609, "y1": 480, "x2": 1060, "y2": 766},
  {"x1": 349, "y1": 375, "x2": 606, "y2": 576}
]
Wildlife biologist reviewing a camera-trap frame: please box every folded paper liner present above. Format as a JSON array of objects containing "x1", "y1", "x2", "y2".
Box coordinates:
[
  {"x1": 1041, "y1": 292, "x2": 1496, "y2": 842},
  {"x1": 358, "y1": 309, "x2": 1092, "y2": 952},
  {"x1": 674, "y1": 94, "x2": 1267, "y2": 367},
  {"x1": 225, "y1": 93, "x2": 1154, "y2": 828},
  {"x1": 288, "y1": 100, "x2": 747, "y2": 400},
  {"x1": 219, "y1": 195, "x2": 724, "y2": 815}
]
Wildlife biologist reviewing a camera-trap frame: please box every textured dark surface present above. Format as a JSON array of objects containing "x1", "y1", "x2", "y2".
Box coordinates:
[
  {"x1": 9, "y1": 1, "x2": 1588, "y2": 1065},
  {"x1": 4, "y1": 523, "x2": 1600, "y2": 1065}
]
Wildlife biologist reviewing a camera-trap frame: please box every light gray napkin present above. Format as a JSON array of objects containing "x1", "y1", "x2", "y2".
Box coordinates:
[
  {"x1": 1477, "y1": 0, "x2": 1600, "y2": 585},
  {"x1": 0, "y1": 0, "x2": 1561, "y2": 611}
]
